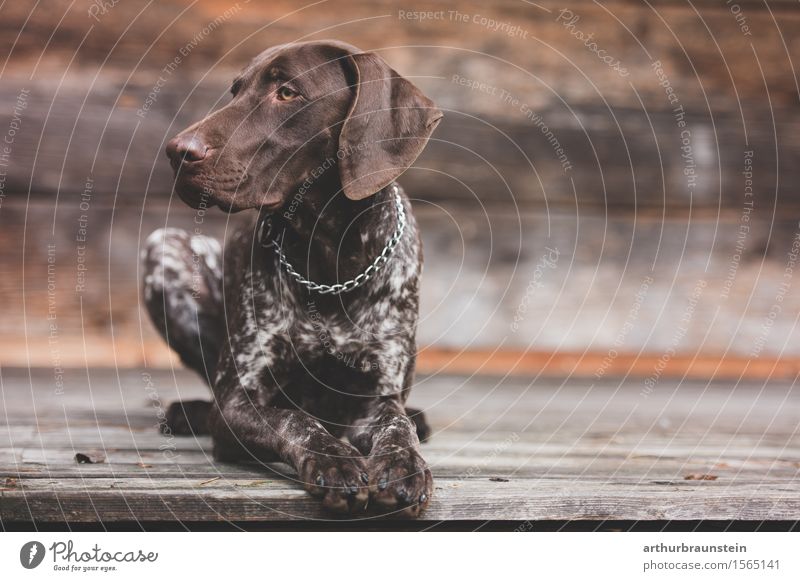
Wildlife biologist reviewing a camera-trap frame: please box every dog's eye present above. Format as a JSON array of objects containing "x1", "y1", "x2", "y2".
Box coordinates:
[
  {"x1": 230, "y1": 80, "x2": 242, "y2": 96},
  {"x1": 276, "y1": 86, "x2": 299, "y2": 101}
]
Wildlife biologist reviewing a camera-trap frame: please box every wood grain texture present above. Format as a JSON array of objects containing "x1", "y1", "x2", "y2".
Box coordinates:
[
  {"x1": 0, "y1": 81, "x2": 796, "y2": 212},
  {"x1": 0, "y1": 0, "x2": 797, "y2": 209},
  {"x1": 3, "y1": 200, "x2": 800, "y2": 367},
  {"x1": 1, "y1": 0, "x2": 799, "y2": 369},
  {"x1": 2, "y1": 0, "x2": 798, "y2": 110},
  {"x1": 1, "y1": 368, "x2": 799, "y2": 523}
]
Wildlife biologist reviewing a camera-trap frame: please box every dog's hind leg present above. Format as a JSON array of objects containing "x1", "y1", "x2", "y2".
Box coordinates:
[
  {"x1": 404, "y1": 407, "x2": 431, "y2": 443},
  {"x1": 142, "y1": 228, "x2": 223, "y2": 435}
]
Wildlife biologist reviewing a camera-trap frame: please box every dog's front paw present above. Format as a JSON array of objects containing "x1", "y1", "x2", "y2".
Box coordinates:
[
  {"x1": 300, "y1": 443, "x2": 369, "y2": 514},
  {"x1": 368, "y1": 447, "x2": 432, "y2": 517},
  {"x1": 162, "y1": 400, "x2": 211, "y2": 435}
]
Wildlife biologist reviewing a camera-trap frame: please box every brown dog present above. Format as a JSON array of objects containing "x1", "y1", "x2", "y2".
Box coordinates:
[{"x1": 142, "y1": 40, "x2": 441, "y2": 516}]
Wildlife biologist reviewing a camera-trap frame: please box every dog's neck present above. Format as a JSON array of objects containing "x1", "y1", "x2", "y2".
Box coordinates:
[{"x1": 263, "y1": 177, "x2": 397, "y2": 288}]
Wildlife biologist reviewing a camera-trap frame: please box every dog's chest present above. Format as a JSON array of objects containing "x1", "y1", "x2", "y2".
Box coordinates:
[
  {"x1": 224, "y1": 216, "x2": 419, "y2": 396},
  {"x1": 234, "y1": 276, "x2": 392, "y2": 370},
  {"x1": 293, "y1": 307, "x2": 356, "y2": 353}
]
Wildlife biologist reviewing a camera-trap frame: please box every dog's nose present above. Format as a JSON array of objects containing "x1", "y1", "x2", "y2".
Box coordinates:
[{"x1": 166, "y1": 134, "x2": 208, "y2": 164}]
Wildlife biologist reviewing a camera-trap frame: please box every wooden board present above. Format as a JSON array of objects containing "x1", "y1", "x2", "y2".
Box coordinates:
[
  {"x1": 2, "y1": 0, "x2": 800, "y2": 373},
  {"x1": 0, "y1": 81, "x2": 797, "y2": 213},
  {"x1": 2, "y1": 0, "x2": 798, "y2": 111},
  {"x1": 2, "y1": 367, "x2": 799, "y2": 523},
  {"x1": 3, "y1": 199, "x2": 800, "y2": 370},
  {"x1": 1, "y1": 0, "x2": 799, "y2": 210}
]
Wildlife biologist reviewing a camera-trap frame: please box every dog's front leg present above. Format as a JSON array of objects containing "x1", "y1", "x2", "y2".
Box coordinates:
[
  {"x1": 349, "y1": 397, "x2": 433, "y2": 517},
  {"x1": 210, "y1": 390, "x2": 369, "y2": 513}
]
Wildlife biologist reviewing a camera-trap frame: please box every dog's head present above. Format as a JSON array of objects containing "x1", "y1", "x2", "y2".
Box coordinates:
[{"x1": 166, "y1": 40, "x2": 442, "y2": 212}]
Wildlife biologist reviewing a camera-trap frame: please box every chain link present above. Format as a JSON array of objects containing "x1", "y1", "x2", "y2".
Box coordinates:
[{"x1": 259, "y1": 184, "x2": 406, "y2": 295}]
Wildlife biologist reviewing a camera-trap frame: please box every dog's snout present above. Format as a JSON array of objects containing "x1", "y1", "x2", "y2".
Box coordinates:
[{"x1": 166, "y1": 134, "x2": 208, "y2": 165}]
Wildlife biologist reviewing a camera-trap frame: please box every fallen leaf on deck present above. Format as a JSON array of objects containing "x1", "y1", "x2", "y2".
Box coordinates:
[
  {"x1": 490, "y1": 477, "x2": 510, "y2": 482},
  {"x1": 1, "y1": 477, "x2": 18, "y2": 490},
  {"x1": 684, "y1": 474, "x2": 718, "y2": 481},
  {"x1": 75, "y1": 452, "x2": 105, "y2": 464}
]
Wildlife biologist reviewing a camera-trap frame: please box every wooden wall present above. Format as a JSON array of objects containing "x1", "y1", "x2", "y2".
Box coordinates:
[{"x1": 1, "y1": 0, "x2": 799, "y2": 375}]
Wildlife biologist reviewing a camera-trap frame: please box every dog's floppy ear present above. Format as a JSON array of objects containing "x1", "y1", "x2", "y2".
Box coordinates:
[{"x1": 338, "y1": 52, "x2": 443, "y2": 201}]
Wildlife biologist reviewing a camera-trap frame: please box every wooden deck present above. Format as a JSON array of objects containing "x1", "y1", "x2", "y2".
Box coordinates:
[{"x1": 1, "y1": 367, "x2": 800, "y2": 526}]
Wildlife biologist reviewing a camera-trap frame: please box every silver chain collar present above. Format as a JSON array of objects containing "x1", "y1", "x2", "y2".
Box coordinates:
[{"x1": 258, "y1": 183, "x2": 406, "y2": 295}]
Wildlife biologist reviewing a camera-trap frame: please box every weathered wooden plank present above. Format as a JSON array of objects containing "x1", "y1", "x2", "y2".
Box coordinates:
[
  {"x1": 6, "y1": 431, "x2": 800, "y2": 449},
  {"x1": 0, "y1": 83, "x2": 796, "y2": 212},
  {"x1": 2, "y1": 0, "x2": 800, "y2": 374},
  {"x1": 5, "y1": 426, "x2": 800, "y2": 454},
  {"x1": 2, "y1": 369, "x2": 799, "y2": 522},
  {"x1": 2, "y1": 477, "x2": 799, "y2": 522},
  {"x1": 4, "y1": 410, "x2": 800, "y2": 444},
  {"x1": 4, "y1": 201, "x2": 800, "y2": 365},
  {"x1": 4, "y1": 368, "x2": 800, "y2": 427},
  {"x1": 5, "y1": 444, "x2": 799, "y2": 473},
  {"x1": 9, "y1": 475, "x2": 800, "y2": 493},
  {"x1": 6, "y1": 416, "x2": 800, "y2": 442},
  {"x1": 2, "y1": 0, "x2": 798, "y2": 111},
  {"x1": 1, "y1": 1, "x2": 798, "y2": 210},
  {"x1": 3, "y1": 453, "x2": 799, "y2": 479}
]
